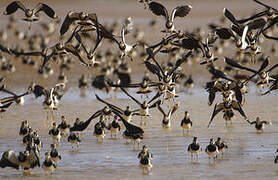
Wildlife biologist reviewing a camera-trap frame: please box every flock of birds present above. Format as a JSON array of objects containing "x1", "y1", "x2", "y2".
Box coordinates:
[{"x1": 0, "y1": 0, "x2": 278, "y2": 175}]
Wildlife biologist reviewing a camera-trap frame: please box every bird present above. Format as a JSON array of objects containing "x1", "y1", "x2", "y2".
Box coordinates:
[
  {"x1": 275, "y1": 149, "x2": 278, "y2": 164},
  {"x1": 208, "y1": 100, "x2": 250, "y2": 127},
  {"x1": 48, "y1": 122, "x2": 61, "y2": 144},
  {"x1": 188, "y1": 137, "x2": 202, "y2": 161},
  {"x1": 60, "y1": 11, "x2": 97, "y2": 36},
  {"x1": 42, "y1": 152, "x2": 57, "y2": 174},
  {"x1": 114, "y1": 111, "x2": 144, "y2": 150},
  {"x1": 215, "y1": 137, "x2": 228, "y2": 156},
  {"x1": 181, "y1": 111, "x2": 193, "y2": 134},
  {"x1": 157, "y1": 103, "x2": 179, "y2": 128},
  {"x1": 49, "y1": 144, "x2": 61, "y2": 163},
  {"x1": 120, "y1": 87, "x2": 161, "y2": 126},
  {"x1": 0, "y1": 150, "x2": 20, "y2": 170},
  {"x1": 93, "y1": 115, "x2": 107, "y2": 142},
  {"x1": 19, "y1": 120, "x2": 30, "y2": 138},
  {"x1": 57, "y1": 115, "x2": 71, "y2": 137},
  {"x1": 205, "y1": 138, "x2": 219, "y2": 161},
  {"x1": 67, "y1": 131, "x2": 81, "y2": 149},
  {"x1": 250, "y1": 117, "x2": 271, "y2": 132},
  {"x1": 147, "y1": 1, "x2": 192, "y2": 33},
  {"x1": 107, "y1": 115, "x2": 121, "y2": 139},
  {"x1": 4, "y1": 1, "x2": 57, "y2": 29},
  {"x1": 96, "y1": 94, "x2": 136, "y2": 122},
  {"x1": 138, "y1": 145, "x2": 153, "y2": 174}
]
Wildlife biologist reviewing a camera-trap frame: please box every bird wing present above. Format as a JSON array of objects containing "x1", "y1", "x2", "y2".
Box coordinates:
[
  {"x1": 254, "y1": 0, "x2": 278, "y2": 12},
  {"x1": 208, "y1": 103, "x2": 224, "y2": 127},
  {"x1": 0, "y1": 101, "x2": 13, "y2": 109},
  {"x1": 171, "y1": 5, "x2": 192, "y2": 22},
  {"x1": 266, "y1": 63, "x2": 278, "y2": 73},
  {"x1": 65, "y1": 44, "x2": 88, "y2": 67},
  {"x1": 231, "y1": 101, "x2": 248, "y2": 119},
  {"x1": 120, "y1": 88, "x2": 142, "y2": 106},
  {"x1": 244, "y1": 57, "x2": 269, "y2": 83},
  {"x1": 215, "y1": 27, "x2": 235, "y2": 40},
  {"x1": 113, "y1": 111, "x2": 144, "y2": 134},
  {"x1": 33, "y1": 3, "x2": 57, "y2": 19},
  {"x1": 4, "y1": 1, "x2": 26, "y2": 15},
  {"x1": 60, "y1": 11, "x2": 79, "y2": 36},
  {"x1": 157, "y1": 105, "x2": 166, "y2": 116},
  {"x1": 95, "y1": 94, "x2": 124, "y2": 114},
  {"x1": 40, "y1": 50, "x2": 55, "y2": 70},
  {"x1": 144, "y1": 61, "x2": 162, "y2": 80},
  {"x1": 169, "y1": 103, "x2": 179, "y2": 116},
  {"x1": 225, "y1": 57, "x2": 257, "y2": 73},
  {"x1": 223, "y1": 8, "x2": 240, "y2": 27},
  {"x1": 53, "y1": 83, "x2": 66, "y2": 100},
  {"x1": 0, "y1": 150, "x2": 19, "y2": 169},
  {"x1": 148, "y1": 2, "x2": 169, "y2": 20},
  {"x1": 247, "y1": 18, "x2": 266, "y2": 31},
  {"x1": 237, "y1": 11, "x2": 267, "y2": 24},
  {"x1": 169, "y1": 51, "x2": 192, "y2": 76}
]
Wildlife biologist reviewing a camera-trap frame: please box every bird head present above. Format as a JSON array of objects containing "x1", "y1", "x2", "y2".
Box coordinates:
[{"x1": 25, "y1": 9, "x2": 33, "y2": 17}]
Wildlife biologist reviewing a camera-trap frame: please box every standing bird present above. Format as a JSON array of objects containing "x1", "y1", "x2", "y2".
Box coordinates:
[
  {"x1": 157, "y1": 103, "x2": 179, "y2": 128},
  {"x1": 4, "y1": 1, "x2": 57, "y2": 29},
  {"x1": 187, "y1": 137, "x2": 201, "y2": 161},
  {"x1": 205, "y1": 138, "x2": 219, "y2": 161},
  {"x1": 68, "y1": 132, "x2": 81, "y2": 149},
  {"x1": 93, "y1": 115, "x2": 107, "y2": 142},
  {"x1": 275, "y1": 149, "x2": 278, "y2": 164},
  {"x1": 181, "y1": 111, "x2": 193, "y2": 134},
  {"x1": 250, "y1": 117, "x2": 271, "y2": 132},
  {"x1": 107, "y1": 115, "x2": 121, "y2": 139},
  {"x1": 42, "y1": 152, "x2": 56, "y2": 174},
  {"x1": 48, "y1": 122, "x2": 61, "y2": 144},
  {"x1": 147, "y1": 1, "x2": 192, "y2": 33},
  {"x1": 138, "y1": 145, "x2": 153, "y2": 174},
  {"x1": 50, "y1": 144, "x2": 61, "y2": 163},
  {"x1": 58, "y1": 116, "x2": 71, "y2": 137},
  {"x1": 215, "y1": 137, "x2": 228, "y2": 156}
]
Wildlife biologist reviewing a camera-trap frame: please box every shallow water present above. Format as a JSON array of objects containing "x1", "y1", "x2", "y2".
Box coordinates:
[{"x1": 0, "y1": 88, "x2": 278, "y2": 180}]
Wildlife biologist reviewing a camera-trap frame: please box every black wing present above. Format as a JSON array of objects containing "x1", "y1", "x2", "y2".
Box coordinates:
[
  {"x1": 34, "y1": 3, "x2": 57, "y2": 19},
  {"x1": 120, "y1": 88, "x2": 142, "y2": 106},
  {"x1": 113, "y1": 111, "x2": 144, "y2": 134},
  {"x1": 169, "y1": 51, "x2": 192, "y2": 76},
  {"x1": 95, "y1": 94, "x2": 124, "y2": 114},
  {"x1": 148, "y1": 2, "x2": 169, "y2": 20},
  {"x1": 207, "y1": 103, "x2": 224, "y2": 127},
  {"x1": 4, "y1": 1, "x2": 26, "y2": 15},
  {"x1": 172, "y1": 5, "x2": 192, "y2": 19},
  {"x1": 223, "y1": 8, "x2": 240, "y2": 27},
  {"x1": 225, "y1": 57, "x2": 257, "y2": 73},
  {"x1": 0, "y1": 150, "x2": 19, "y2": 170}
]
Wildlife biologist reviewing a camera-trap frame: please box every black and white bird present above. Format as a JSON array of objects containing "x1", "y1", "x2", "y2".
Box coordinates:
[
  {"x1": 147, "y1": 1, "x2": 192, "y2": 33},
  {"x1": 68, "y1": 131, "x2": 81, "y2": 149},
  {"x1": 215, "y1": 137, "x2": 228, "y2": 156},
  {"x1": 275, "y1": 149, "x2": 278, "y2": 164},
  {"x1": 93, "y1": 115, "x2": 107, "y2": 142},
  {"x1": 187, "y1": 137, "x2": 201, "y2": 161},
  {"x1": 57, "y1": 115, "x2": 71, "y2": 137},
  {"x1": 114, "y1": 112, "x2": 144, "y2": 149},
  {"x1": 157, "y1": 103, "x2": 179, "y2": 128},
  {"x1": 107, "y1": 115, "x2": 121, "y2": 139},
  {"x1": 50, "y1": 144, "x2": 61, "y2": 163},
  {"x1": 42, "y1": 152, "x2": 56, "y2": 174},
  {"x1": 48, "y1": 122, "x2": 61, "y2": 144},
  {"x1": 250, "y1": 116, "x2": 271, "y2": 132},
  {"x1": 138, "y1": 145, "x2": 153, "y2": 174},
  {"x1": 181, "y1": 111, "x2": 193, "y2": 134},
  {"x1": 4, "y1": 1, "x2": 57, "y2": 28},
  {"x1": 205, "y1": 138, "x2": 219, "y2": 161}
]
